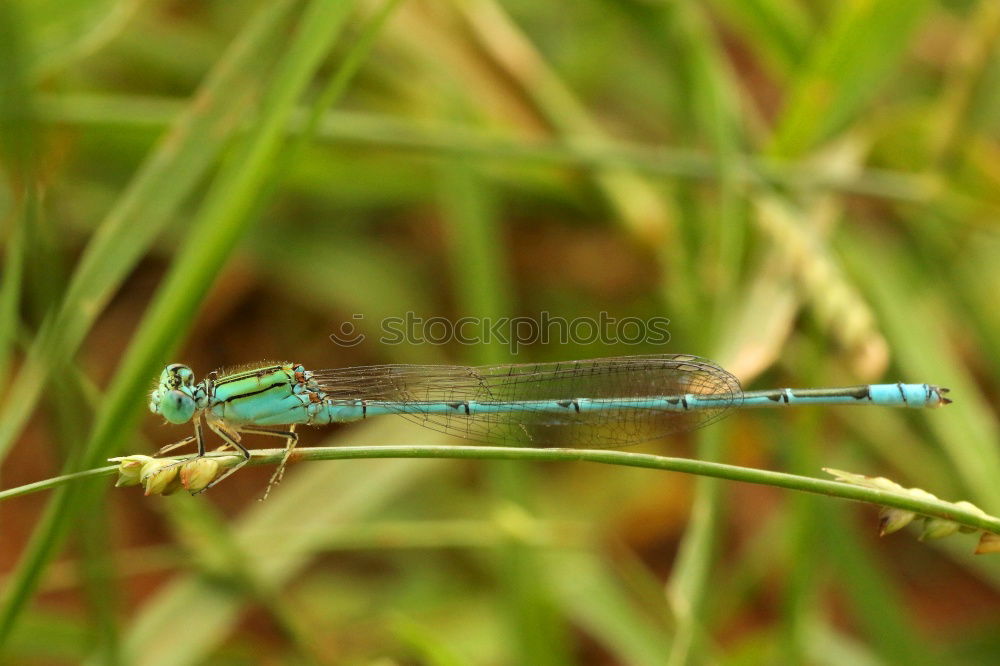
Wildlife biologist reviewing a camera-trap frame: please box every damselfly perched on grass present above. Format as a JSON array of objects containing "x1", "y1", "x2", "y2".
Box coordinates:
[{"x1": 143, "y1": 354, "x2": 950, "y2": 495}]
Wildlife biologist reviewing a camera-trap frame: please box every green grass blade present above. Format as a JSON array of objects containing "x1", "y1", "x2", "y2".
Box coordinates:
[
  {"x1": 665, "y1": 429, "x2": 725, "y2": 666},
  {"x1": 120, "y1": 424, "x2": 448, "y2": 665},
  {"x1": 842, "y1": 231, "x2": 1000, "y2": 511},
  {"x1": 711, "y1": 0, "x2": 812, "y2": 75},
  {"x1": 454, "y1": 0, "x2": 676, "y2": 247},
  {"x1": 36, "y1": 93, "x2": 964, "y2": 206},
  {"x1": 26, "y1": 0, "x2": 142, "y2": 80},
  {"x1": 6, "y1": 610, "x2": 89, "y2": 662},
  {"x1": 547, "y1": 551, "x2": 673, "y2": 666},
  {"x1": 0, "y1": 195, "x2": 28, "y2": 382},
  {"x1": 825, "y1": 506, "x2": 936, "y2": 664},
  {"x1": 0, "y1": 0, "x2": 299, "y2": 463},
  {"x1": 438, "y1": 160, "x2": 572, "y2": 665},
  {"x1": 0, "y1": 0, "x2": 357, "y2": 646},
  {"x1": 0, "y1": 1, "x2": 41, "y2": 182},
  {"x1": 390, "y1": 614, "x2": 469, "y2": 666},
  {"x1": 10, "y1": 446, "x2": 1000, "y2": 535},
  {"x1": 152, "y1": 496, "x2": 327, "y2": 665},
  {"x1": 75, "y1": 497, "x2": 121, "y2": 665},
  {"x1": 771, "y1": 0, "x2": 932, "y2": 156}
]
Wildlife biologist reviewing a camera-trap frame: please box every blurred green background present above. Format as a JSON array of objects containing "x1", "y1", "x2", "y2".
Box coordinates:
[{"x1": 2, "y1": 0, "x2": 1000, "y2": 663}]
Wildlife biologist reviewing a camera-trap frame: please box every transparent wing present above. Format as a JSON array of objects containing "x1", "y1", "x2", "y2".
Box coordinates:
[{"x1": 313, "y1": 354, "x2": 743, "y2": 448}]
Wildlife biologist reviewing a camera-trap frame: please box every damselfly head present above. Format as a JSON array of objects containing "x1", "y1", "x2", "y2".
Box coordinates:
[{"x1": 149, "y1": 364, "x2": 197, "y2": 424}]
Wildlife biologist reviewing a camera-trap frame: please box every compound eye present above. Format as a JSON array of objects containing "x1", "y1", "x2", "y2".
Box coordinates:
[
  {"x1": 160, "y1": 390, "x2": 196, "y2": 424},
  {"x1": 165, "y1": 364, "x2": 195, "y2": 388}
]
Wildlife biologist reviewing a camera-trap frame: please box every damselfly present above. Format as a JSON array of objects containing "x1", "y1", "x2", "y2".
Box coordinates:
[{"x1": 147, "y1": 354, "x2": 950, "y2": 493}]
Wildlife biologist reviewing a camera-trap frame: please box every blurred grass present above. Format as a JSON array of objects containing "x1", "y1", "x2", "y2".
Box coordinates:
[
  {"x1": 2, "y1": 0, "x2": 1000, "y2": 663},
  {"x1": 0, "y1": 0, "x2": 357, "y2": 645},
  {"x1": 37, "y1": 92, "x2": 970, "y2": 205},
  {"x1": 438, "y1": 157, "x2": 574, "y2": 664},
  {"x1": 0, "y1": 0, "x2": 300, "y2": 461},
  {"x1": 121, "y1": 424, "x2": 453, "y2": 665}
]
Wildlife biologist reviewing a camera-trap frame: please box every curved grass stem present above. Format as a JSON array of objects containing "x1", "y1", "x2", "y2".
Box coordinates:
[{"x1": 3, "y1": 445, "x2": 998, "y2": 537}]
